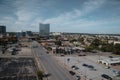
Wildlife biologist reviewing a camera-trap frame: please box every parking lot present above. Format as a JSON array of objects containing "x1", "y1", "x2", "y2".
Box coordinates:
[
  {"x1": 0, "y1": 58, "x2": 37, "y2": 80},
  {"x1": 56, "y1": 55, "x2": 116, "y2": 80}
]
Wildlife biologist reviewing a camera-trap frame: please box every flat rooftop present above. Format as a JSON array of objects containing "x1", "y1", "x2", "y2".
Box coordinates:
[{"x1": 99, "y1": 57, "x2": 120, "y2": 64}]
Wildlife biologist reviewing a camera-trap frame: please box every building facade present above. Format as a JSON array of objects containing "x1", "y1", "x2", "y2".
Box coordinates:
[
  {"x1": 0, "y1": 26, "x2": 6, "y2": 37},
  {"x1": 39, "y1": 23, "x2": 50, "y2": 36},
  {"x1": 26, "y1": 31, "x2": 33, "y2": 37},
  {"x1": 0, "y1": 26, "x2": 6, "y2": 34}
]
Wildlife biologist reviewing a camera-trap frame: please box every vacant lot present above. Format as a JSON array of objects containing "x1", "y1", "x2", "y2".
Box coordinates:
[{"x1": 0, "y1": 58, "x2": 37, "y2": 80}]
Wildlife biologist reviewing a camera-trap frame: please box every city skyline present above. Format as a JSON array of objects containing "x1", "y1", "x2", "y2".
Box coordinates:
[{"x1": 0, "y1": 0, "x2": 120, "y2": 34}]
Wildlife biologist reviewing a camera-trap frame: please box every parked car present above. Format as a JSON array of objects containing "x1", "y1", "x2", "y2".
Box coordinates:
[
  {"x1": 60, "y1": 54, "x2": 65, "y2": 56},
  {"x1": 78, "y1": 54, "x2": 86, "y2": 56},
  {"x1": 105, "y1": 66, "x2": 110, "y2": 69},
  {"x1": 82, "y1": 63, "x2": 88, "y2": 67},
  {"x1": 46, "y1": 51, "x2": 49, "y2": 54},
  {"x1": 71, "y1": 65, "x2": 76, "y2": 68},
  {"x1": 14, "y1": 48, "x2": 21, "y2": 51},
  {"x1": 82, "y1": 54, "x2": 86, "y2": 56},
  {"x1": 69, "y1": 71, "x2": 75, "y2": 76},
  {"x1": 89, "y1": 68, "x2": 97, "y2": 71},
  {"x1": 109, "y1": 56, "x2": 113, "y2": 58},
  {"x1": 7, "y1": 48, "x2": 13, "y2": 52},
  {"x1": 73, "y1": 75, "x2": 81, "y2": 80},
  {"x1": 101, "y1": 74, "x2": 112, "y2": 80},
  {"x1": 33, "y1": 46, "x2": 38, "y2": 48},
  {"x1": 87, "y1": 65, "x2": 94, "y2": 69},
  {"x1": 78, "y1": 54, "x2": 83, "y2": 56},
  {"x1": 71, "y1": 65, "x2": 79, "y2": 70}
]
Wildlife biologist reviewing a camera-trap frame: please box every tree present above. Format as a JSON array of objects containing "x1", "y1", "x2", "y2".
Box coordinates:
[
  {"x1": 37, "y1": 70, "x2": 43, "y2": 80},
  {"x1": 69, "y1": 39, "x2": 77, "y2": 43},
  {"x1": 35, "y1": 36, "x2": 41, "y2": 43},
  {"x1": 100, "y1": 43, "x2": 113, "y2": 52},
  {"x1": 113, "y1": 44, "x2": 120, "y2": 55},
  {"x1": 55, "y1": 40, "x2": 62, "y2": 46},
  {"x1": 91, "y1": 38, "x2": 101, "y2": 47},
  {"x1": 78, "y1": 37, "x2": 84, "y2": 43},
  {"x1": 85, "y1": 46, "x2": 94, "y2": 52},
  {"x1": 8, "y1": 36, "x2": 18, "y2": 43},
  {"x1": 54, "y1": 35, "x2": 60, "y2": 40}
]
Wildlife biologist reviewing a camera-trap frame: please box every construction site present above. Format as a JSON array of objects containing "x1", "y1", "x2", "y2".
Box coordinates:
[
  {"x1": 0, "y1": 58, "x2": 37, "y2": 80},
  {"x1": 0, "y1": 41, "x2": 40, "y2": 80}
]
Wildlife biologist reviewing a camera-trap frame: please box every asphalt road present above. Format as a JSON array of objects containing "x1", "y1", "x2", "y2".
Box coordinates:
[{"x1": 31, "y1": 41, "x2": 75, "y2": 80}]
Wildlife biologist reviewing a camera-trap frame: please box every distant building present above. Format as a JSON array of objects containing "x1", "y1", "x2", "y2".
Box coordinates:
[
  {"x1": 51, "y1": 32, "x2": 61, "y2": 36},
  {"x1": 21, "y1": 32, "x2": 26, "y2": 37},
  {"x1": 113, "y1": 41, "x2": 120, "y2": 45},
  {"x1": 0, "y1": 26, "x2": 6, "y2": 37},
  {"x1": 26, "y1": 31, "x2": 33, "y2": 36},
  {"x1": 39, "y1": 23, "x2": 50, "y2": 37},
  {"x1": 16, "y1": 32, "x2": 22, "y2": 38}
]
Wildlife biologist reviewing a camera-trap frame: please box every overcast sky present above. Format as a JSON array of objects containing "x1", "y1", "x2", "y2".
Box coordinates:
[{"x1": 0, "y1": 0, "x2": 120, "y2": 34}]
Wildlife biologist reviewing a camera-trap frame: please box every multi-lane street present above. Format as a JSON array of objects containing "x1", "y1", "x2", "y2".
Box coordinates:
[{"x1": 31, "y1": 41, "x2": 75, "y2": 80}]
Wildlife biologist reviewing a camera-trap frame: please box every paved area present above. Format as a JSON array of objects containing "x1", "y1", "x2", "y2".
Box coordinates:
[
  {"x1": 0, "y1": 46, "x2": 33, "y2": 58},
  {"x1": 0, "y1": 58, "x2": 37, "y2": 80},
  {"x1": 56, "y1": 55, "x2": 116, "y2": 80},
  {"x1": 86, "y1": 55, "x2": 120, "y2": 71},
  {"x1": 32, "y1": 41, "x2": 76, "y2": 80},
  {"x1": 0, "y1": 42, "x2": 38, "y2": 80},
  {"x1": 17, "y1": 47, "x2": 32, "y2": 56}
]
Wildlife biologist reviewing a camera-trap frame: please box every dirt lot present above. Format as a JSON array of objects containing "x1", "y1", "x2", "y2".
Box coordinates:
[
  {"x1": 17, "y1": 47, "x2": 32, "y2": 56},
  {"x1": 0, "y1": 58, "x2": 37, "y2": 80}
]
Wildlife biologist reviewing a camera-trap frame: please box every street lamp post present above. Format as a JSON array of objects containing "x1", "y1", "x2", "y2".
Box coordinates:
[{"x1": 85, "y1": 69, "x2": 87, "y2": 80}]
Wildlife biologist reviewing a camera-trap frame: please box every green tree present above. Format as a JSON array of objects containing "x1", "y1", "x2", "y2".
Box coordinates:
[
  {"x1": 37, "y1": 70, "x2": 43, "y2": 80},
  {"x1": 85, "y1": 46, "x2": 94, "y2": 52},
  {"x1": 78, "y1": 37, "x2": 84, "y2": 43},
  {"x1": 91, "y1": 38, "x2": 101, "y2": 47},
  {"x1": 113, "y1": 44, "x2": 120, "y2": 55},
  {"x1": 69, "y1": 39, "x2": 77, "y2": 43},
  {"x1": 54, "y1": 35, "x2": 60, "y2": 40},
  {"x1": 100, "y1": 43, "x2": 114, "y2": 52},
  {"x1": 55, "y1": 40, "x2": 62, "y2": 46}
]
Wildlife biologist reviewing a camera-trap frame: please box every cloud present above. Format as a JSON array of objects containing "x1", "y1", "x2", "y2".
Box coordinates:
[
  {"x1": 15, "y1": 10, "x2": 32, "y2": 22},
  {"x1": 82, "y1": 0, "x2": 106, "y2": 12},
  {"x1": 43, "y1": 0, "x2": 107, "y2": 26},
  {"x1": 13, "y1": 0, "x2": 56, "y2": 27},
  {"x1": 0, "y1": 0, "x2": 120, "y2": 33},
  {"x1": 0, "y1": 16, "x2": 17, "y2": 32},
  {"x1": 40, "y1": 0, "x2": 120, "y2": 33}
]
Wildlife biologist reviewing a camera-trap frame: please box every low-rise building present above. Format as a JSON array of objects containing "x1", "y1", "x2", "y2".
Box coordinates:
[{"x1": 98, "y1": 57, "x2": 120, "y2": 66}]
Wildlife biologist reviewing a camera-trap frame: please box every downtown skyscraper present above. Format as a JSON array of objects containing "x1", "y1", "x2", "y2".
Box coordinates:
[{"x1": 39, "y1": 23, "x2": 50, "y2": 37}]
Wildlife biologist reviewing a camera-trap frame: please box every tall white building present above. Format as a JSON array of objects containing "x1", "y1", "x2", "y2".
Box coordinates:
[{"x1": 39, "y1": 23, "x2": 50, "y2": 36}]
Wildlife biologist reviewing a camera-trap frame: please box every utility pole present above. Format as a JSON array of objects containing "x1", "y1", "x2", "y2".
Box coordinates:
[{"x1": 85, "y1": 69, "x2": 87, "y2": 80}]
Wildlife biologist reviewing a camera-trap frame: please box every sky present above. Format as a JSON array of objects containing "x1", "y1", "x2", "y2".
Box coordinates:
[{"x1": 0, "y1": 0, "x2": 120, "y2": 34}]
